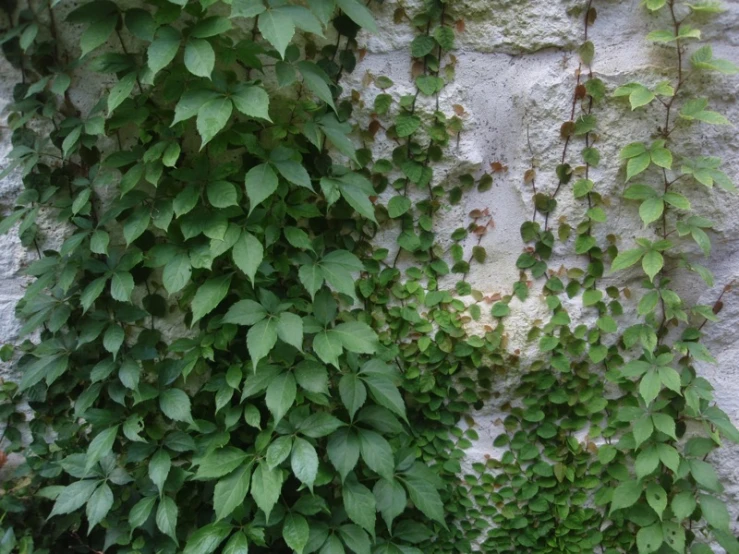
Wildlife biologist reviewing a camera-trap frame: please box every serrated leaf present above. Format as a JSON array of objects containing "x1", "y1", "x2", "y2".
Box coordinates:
[
  {"x1": 191, "y1": 274, "x2": 232, "y2": 325},
  {"x1": 258, "y1": 9, "x2": 294, "y2": 58},
  {"x1": 184, "y1": 38, "x2": 215, "y2": 78},
  {"x1": 214, "y1": 464, "x2": 252, "y2": 521}
]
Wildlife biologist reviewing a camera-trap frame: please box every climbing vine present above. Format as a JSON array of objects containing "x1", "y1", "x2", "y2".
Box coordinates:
[{"x1": 0, "y1": 0, "x2": 737, "y2": 553}]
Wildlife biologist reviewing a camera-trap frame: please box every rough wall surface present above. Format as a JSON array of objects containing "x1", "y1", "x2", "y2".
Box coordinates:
[{"x1": 1, "y1": 0, "x2": 739, "y2": 535}]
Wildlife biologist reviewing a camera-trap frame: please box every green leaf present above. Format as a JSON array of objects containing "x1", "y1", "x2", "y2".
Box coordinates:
[
  {"x1": 184, "y1": 39, "x2": 215, "y2": 78},
  {"x1": 183, "y1": 521, "x2": 232, "y2": 554},
  {"x1": 267, "y1": 436, "x2": 293, "y2": 469},
  {"x1": 195, "y1": 447, "x2": 248, "y2": 480},
  {"x1": 81, "y1": 277, "x2": 107, "y2": 312},
  {"x1": 80, "y1": 15, "x2": 117, "y2": 57},
  {"x1": 358, "y1": 429, "x2": 394, "y2": 480},
  {"x1": 265, "y1": 371, "x2": 296, "y2": 423},
  {"x1": 85, "y1": 426, "x2": 118, "y2": 472},
  {"x1": 50, "y1": 480, "x2": 99, "y2": 517},
  {"x1": 173, "y1": 89, "x2": 220, "y2": 125},
  {"x1": 283, "y1": 513, "x2": 310, "y2": 554},
  {"x1": 245, "y1": 163, "x2": 278, "y2": 214},
  {"x1": 274, "y1": 160, "x2": 313, "y2": 189},
  {"x1": 129, "y1": 496, "x2": 157, "y2": 530},
  {"x1": 108, "y1": 73, "x2": 136, "y2": 114},
  {"x1": 374, "y1": 478, "x2": 407, "y2": 531},
  {"x1": 223, "y1": 299, "x2": 267, "y2": 326},
  {"x1": 277, "y1": 312, "x2": 303, "y2": 350},
  {"x1": 636, "y1": 523, "x2": 663, "y2": 553},
  {"x1": 328, "y1": 428, "x2": 360, "y2": 481},
  {"x1": 231, "y1": 0, "x2": 266, "y2": 18},
  {"x1": 222, "y1": 532, "x2": 249, "y2": 554},
  {"x1": 232, "y1": 231, "x2": 264, "y2": 284},
  {"x1": 626, "y1": 152, "x2": 651, "y2": 180},
  {"x1": 147, "y1": 26, "x2": 181, "y2": 76},
  {"x1": 247, "y1": 317, "x2": 278, "y2": 369},
  {"x1": 251, "y1": 462, "x2": 283, "y2": 521},
  {"x1": 363, "y1": 374, "x2": 406, "y2": 421},
  {"x1": 291, "y1": 437, "x2": 319, "y2": 490},
  {"x1": 642, "y1": 250, "x2": 664, "y2": 281},
  {"x1": 207, "y1": 180, "x2": 238, "y2": 208},
  {"x1": 396, "y1": 114, "x2": 421, "y2": 138},
  {"x1": 402, "y1": 470, "x2": 445, "y2": 525},
  {"x1": 191, "y1": 275, "x2": 232, "y2": 325},
  {"x1": 156, "y1": 495, "x2": 178, "y2": 544},
  {"x1": 338, "y1": 176, "x2": 377, "y2": 223},
  {"x1": 149, "y1": 450, "x2": 171, "y2": 495},
  {"x1": 639, "y1": 369, "x2": 662, "y2": 404},
  {"x1": 231, "y1": 84, "x2": 271, "y2": 120},
  {"x1": 333, "y1": 322, "x2": 378, "y2": 354},
  {"x1": 610, "y1": 480, "x2": 642, "y2": 513},
  {"x1": 86, "y1": 482, "x2": 113, "y2": 531},
  {"x1": 336, "y1": 0, "x2": 377, "y2": 32},
  {"x1": 258, "y1": 9, "x2": 295, "y2": 58},
  {"x1": 387, "y1": 196, "x2": 411, "y2": 218},
  {"x1": 159, "y1": 389, "x2": 193, "y2": 423},
  {"x1": 340, "y1": 373, "x2": 366, "y2": 420},
  {"x1": 671, "y1": 491, "x2": 696, "y2": 520},
  {"x1": 343, "y1": 475, "x2": 376, "y2": 535},
  {"x1": 214, "y1": 464, "x2": 252, "y2": 521},
  {"x1": 699, "y1": 494, "x2": 730, "y2": 531},
  {"x1": 297, "y1": 61, "x2": 336, "y2": 111},
  {"x1": 163, "y1": 253, "x2": 192, "y2": 295},
  {"x1": 690, "y1": 460, "x2": 723, "y2": 492},
  {"x1": 646, "y1": 483, "x2": 667, "y2": 519},
  {"x1": 639, "y1": 198, "x2": 664, "y2": 226},
  {"x1": 191, "y1": 16, "x2": 232, "y2": 38},
  {"x1": 197, "y1": 97, "x2": 233, "y2": 148}
]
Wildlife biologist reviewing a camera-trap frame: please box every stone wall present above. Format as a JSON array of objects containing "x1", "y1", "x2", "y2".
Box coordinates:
[{"x1": 2, "y1": 0, "x2": 739, "y2": 535}]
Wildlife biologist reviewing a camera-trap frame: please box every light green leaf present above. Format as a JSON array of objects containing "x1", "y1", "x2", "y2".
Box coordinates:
[
  {"x1": 207, "y1": 180, "x2": 238, "y2": 208},
  {"x1": 214, "y1": 464, "x2": 252, "y2": 521},
  {"x1": 258, "y1": 9, "x2": 294, "y2": 58},
  {"x1": 231, "y1": 84, "x2": 271, "y2": 120},
  {"x1": 291, "y1": 437, "x2": 319, "y2": 490},
  {"x1": 159, "y1": 389, "x2": 193, "y2": 423},
  {"x1": 247, "y1": 317, "x2": 278, "y2": 369},
  {"x1": 85, "y1": 482, "x2": 113, "y2": 531},
  {"x1": 266, "y1": 371, "x2": 296, "y2": 423},
  {"x1": 50, "y1": 480, "x2": 99, "y2": 517},
  {"x1": 191, "y1": 274, "x2": 232, "y2": 325},
  {"x1": 183, "y1": 521, "x2": 232, "y2": 554},
  {"x1": 251, "y1": 462, "x2": 284, "y2": 521},
  {"x1": 156, "y1": 495, "x2": 178, "y2": 544},
  {"x1": 232, "y1": 231, "x2": 264, "y2": 284},
  {"x1": 646, "y1": 483, "x2": 667, "y2": 519},
  {"x1": 85, "y1": 426, "x2": 118, "y2": 472},
  {"x1": 129, "y1": 496, "x2": 156, "y2": 530},
  {"x1": 163, "y1": 253, "x2": 192, "y2": 295},
  {"x1": 636, "y1": 523, "x2": 663, "y2": 554},
  {"x1": 340, "y1": 374, "x2": 366, "y2": 420},
  {"x1": 387, "y1": 196, "x2": 411, "y2": 218},
  {"x1": 231, "y1": 0, "x2": 266, "y2": 18},
  {"x1": 642, "y1": 250, "x2": 664, "y2": 282},
  {"x1": 184, "y1": 38, "x2": 215, "y2": 78},
  {"x1": 328, "y1": 428, "x2": 360, "y2": 481},
  {"x1": 610, "y1": 480, "x2": 642, "y2": 513},
  {"x1": 283, "y1": 513, "x2": 310, "y2": 554},
  {"x1": 148, "y1": 26, "x2": 181, "y2": 76},
  {"x1": 245, "y1": 163, "x2": 278, "y2": 214},
  {"x1": 223, "y1": 299, "x2": 267, "y2": 326},
  {"x1": 222, "y1": 531, "x2": 249, "y2": 554},
  {"x1": 108, "y1": 73, "x2": 136, "y2": 115},
  {"x1": 671, "y1": 490, "x2": 696, "y2": 520},
  {"x1": 332, "y1": 322, "x2": 378, "y2": 354},
  {"x1": 195, "y1": 447, "x2": 248, "y2": 480},
  {"x1": 639, "y1": 198, "x2": 664, "y2": 225},
  {"x1": 358, "y1": 429, "x2": 394, "y2": 480},
  {"x1": 336, "y1": 0, "x2": 377, "y2": 32},
  {"x1": 277, "y1": 312, "x2": 303, "y2": 350},
  {"x1": 343, "y1": 475, "x2": 376, "y2": 535},
  {"x1": 149, "y1": 450, "x2": 171, "y2": 495},
  {"x1": 80, "y1": 16, "x2": 117, "y2": 57},
  {"x1": 297, "y1": 61, "x2": 335, "y2": 110},
  {"x1": 374, "y1": 478, "x2": 406, "y2": 531},
  {"x1": 699, "y1": 494, "x2": 729, "y2": 531},
  {"x1": 197, "y1": 97, "x2": 233, "y2": 148}
]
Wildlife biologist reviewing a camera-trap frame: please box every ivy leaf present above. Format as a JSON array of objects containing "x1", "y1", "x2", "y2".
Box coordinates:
[
  {"x1": 207, "y1": 180, "x2": 238, "y2": 208},
  {"x1": 50, "y1": 480, "x2": 99, "y2": 517},
  {"x1": 231, "y1": 0, "x2": 266, "y2": 18},
  {"x1": 332, "y1": 322, "x2": 378, "y2": 354},
  {"x1": 297, "y1": 61, "x2": 336, "y2": 111},
  {"x1": 159, "y1": 389, "x2": 193, "y2": 423},
  {"x1": 396, "y1": 114, "x2": 421, "y2": 138},
  {"x1": 266, "y1": 371, "x2": 296, "y2": 423},
  {"x1": 222, "y1": 532, "x2": 249, "y2": 554},
  {"x1": 247, "y1": 317, "x2": 278, "y2": 369},
  {"x1": 184, "y1": 39, "x2": 215, "y2": 78},
  {"x1": 283, "y1": 513, "x2": 310, "y2": 554},
  {"x1": 163, "y1": 253, "x2": 192, "y2": 295},
  {"x1": 223, "y1": 300, "x2": 267, "y2": 326},
  {"x1": 698, "y1": 494, "x2": 730, "y2": 531},
  {"x1": 639, "y1": 198, "x2": 664, "y2": 226},
  {"x1": 232, "y1": 231, "x2": 264, "y2": 285},
  {"x1": 645, "y1": 483, "x2": 667, "y2": 519},
  {"x1": 197, "y1": 97, "x2": 233, "y2": 148},
  {"x1": 328, "y1": 428, "x2": 360, "y2": 481},
  {"x1": 610, "y1": 480, "x2": 642, "y2": 513},
  {"x1": 689, "y1": 460, "x2": 723, "y2": 492},
  {"x1": 231, "y1": 84, "x2": 271, "y2": 120},
  {"x1": 149, "y1": 450, "x2": 171, "y2": 495},
  {"x1": 374, "y1": 478, "x2": 407, "y2": 531},
  {"x1": 642, "y1": 250, "x2": 663, "y2": 281},
  {"x1": 401, "y1": 467, "x2": 445, "y2": 525},
  {"x1": 80, "y1": 16, "x2": 117, "y2": 57},
  {"x1": 611, "y1": 248, "x2": 643, "y2": 272},
  {"x1": 336, "y1": 0, "x2": 377, "y2": 32},
  {"x1": 358, "y1": 429, "x2": 394, "y2": 480},
  {"x1": 147, "y1": 26, "x2": 181, "y2": 76},
  {"x1": 291, "y1": 437, "x2": 319, "y2": 490},
  {"x1": 108, "y1": 73, "x2": 136, "y2": 115},
  {"x1": 636, "y1": 523, "x2": 663, "y2": 554},
  {"x1": 156, "y1": 496, "x2": 179, "y2": 544},
  {"x1": 129, "y1": 496, "x2": 157, "y2": 530},
  {"x1": 387, "y1": 196, "x2": 411, "y2": 218},
  {"x1": 195, "y1": 447, "x2": 248, "y2": 480},
  {"x1": 85, "y1": 426, "x2": 118, "y2": 472},
  {"x1": 343, "y1": 475, "x2": 376, "y2": 536},
  {"x1": 340, "y1": 373, "x2": 366, "y2": 420},
  {"x1": 680, "y1": 98, "x2": 729, "y2": 125},
  {"x1": 671, "y1": 491, "x2": 696, "y2": 520},
  {"x1": 245, "y1": 163, "x2": 278, "y2": 214},
  {"x1": 251, "y1": 462, "x2": 284, "y2": 521},
  {"x1": 214, "y1": 464, "x2": 252, "y2": 521},
  {"x1": 258, "y1": 9, "x2": 295, "y2": 58},
  {"x1": 277, "y1": 312, "x2": 303, "y2": 350},
  {"x1": 182, "y1": 521, "x2": 232, "y2": 554},
  {"x1": 191, "y1": 275, "x2": 232, "y2": 325}
]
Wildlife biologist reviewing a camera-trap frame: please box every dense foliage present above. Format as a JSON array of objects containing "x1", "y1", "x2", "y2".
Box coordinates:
[{"x1": 0, "y1": 0, "x2": 737, "y2": 553}]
